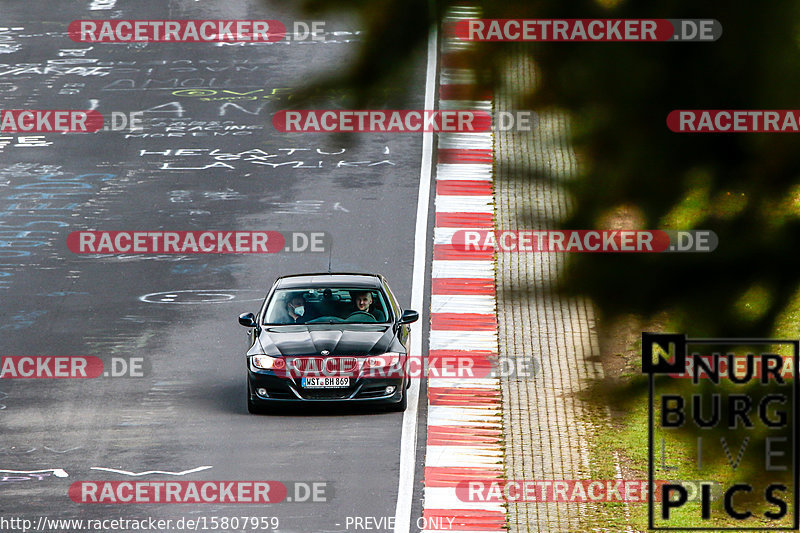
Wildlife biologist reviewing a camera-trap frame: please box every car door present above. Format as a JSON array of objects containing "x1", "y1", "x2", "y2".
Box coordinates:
[{"x1": 383, "y1": 279, "x2": 410, "y2": 346}]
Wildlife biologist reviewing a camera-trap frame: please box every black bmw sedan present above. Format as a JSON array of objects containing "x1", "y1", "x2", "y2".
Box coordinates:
[{"x1": 238, "y1": 273, "x2": 419, "y2": 413}]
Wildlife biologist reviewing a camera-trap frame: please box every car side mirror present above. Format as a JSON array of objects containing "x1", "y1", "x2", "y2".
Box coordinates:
[
  {"x1": 238, "y1": 312, "x2": 258, "y2": 328},
  {"x1": 398, "y1": 309, "x2": 419, "y2": 325}
]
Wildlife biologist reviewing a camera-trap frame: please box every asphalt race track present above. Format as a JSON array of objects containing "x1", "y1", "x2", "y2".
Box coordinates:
[{"x1": 0, "y1": 1, "x2": 430, "y2": 531}]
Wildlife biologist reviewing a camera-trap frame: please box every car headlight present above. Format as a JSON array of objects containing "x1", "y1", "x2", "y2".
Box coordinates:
[
  {"x1": 365, "y1": 353, "x2": 402, "y2": 368},
  {"x1": 251, "y1": 355, "x2": 285, "y2": 370}
]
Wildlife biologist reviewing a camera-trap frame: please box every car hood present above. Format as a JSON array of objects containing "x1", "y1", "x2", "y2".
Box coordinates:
[{"x1": 250, "y1": 325, "x2": 397, "y2": 357}]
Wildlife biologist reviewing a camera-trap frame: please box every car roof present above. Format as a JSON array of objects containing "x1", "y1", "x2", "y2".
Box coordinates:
[{"x1": 275, "y1": 272, "x2": 384, "y2": 290}]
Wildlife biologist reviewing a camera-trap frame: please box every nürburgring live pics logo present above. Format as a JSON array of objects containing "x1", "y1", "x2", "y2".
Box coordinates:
[{"x1": 643, "y1": 333, "x2": 798, "y2": 530}]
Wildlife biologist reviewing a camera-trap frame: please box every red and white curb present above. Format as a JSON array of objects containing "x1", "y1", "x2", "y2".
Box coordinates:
[{"x1": 422, "y1": 6, "x2": 506, "y2": 532}]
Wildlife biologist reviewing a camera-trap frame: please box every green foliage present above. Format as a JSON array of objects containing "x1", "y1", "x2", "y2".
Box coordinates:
[{"x1": 275, "y1": 0, "x2": 800, "y2": 338}]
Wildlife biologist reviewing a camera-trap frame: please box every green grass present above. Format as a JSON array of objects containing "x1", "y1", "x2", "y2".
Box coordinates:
[{"x1": 583, "y1": 388, "x2": 796, "y2": 530}]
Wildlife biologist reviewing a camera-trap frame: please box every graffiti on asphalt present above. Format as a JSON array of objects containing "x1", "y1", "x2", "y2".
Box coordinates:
[{"x1": 138, "y1": 147, "x2": 395, "y2": 171}]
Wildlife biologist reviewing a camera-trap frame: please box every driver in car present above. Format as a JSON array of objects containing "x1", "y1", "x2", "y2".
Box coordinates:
[{"x1": 347, "y1": 290, "x2": 385, "y2": 321}]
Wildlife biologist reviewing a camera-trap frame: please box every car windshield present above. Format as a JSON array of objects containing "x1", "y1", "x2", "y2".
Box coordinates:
[{"x1": 263, "y1": 287, "x2": 391, "y2": 325}]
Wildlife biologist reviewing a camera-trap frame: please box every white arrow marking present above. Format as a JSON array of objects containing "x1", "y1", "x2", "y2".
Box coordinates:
[{"x1": 90, "y1": 465, "x2": 212, "y2": 476}]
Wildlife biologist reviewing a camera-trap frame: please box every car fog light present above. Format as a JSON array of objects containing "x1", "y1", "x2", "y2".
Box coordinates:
[
  {"x1": 385, "y1": 386, "x2": 396, "y2": 395},
  {"x1": 257, "y1": 388, "x2": 267, "y2": 396}
]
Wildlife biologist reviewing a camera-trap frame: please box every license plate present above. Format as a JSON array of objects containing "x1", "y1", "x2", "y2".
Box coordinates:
[{"x1": 301, "y1": 377, "x2": 350, "y2": 388}]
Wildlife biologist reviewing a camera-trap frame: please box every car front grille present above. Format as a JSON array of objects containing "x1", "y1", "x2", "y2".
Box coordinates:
[{"x1": 286, "y1": 356, "x2": 360, "y2": 375}]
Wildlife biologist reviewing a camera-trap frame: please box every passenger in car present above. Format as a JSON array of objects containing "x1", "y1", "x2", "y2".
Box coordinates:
[{"x1": 285, "y1": 294, "x2": 308, "y2": 324}]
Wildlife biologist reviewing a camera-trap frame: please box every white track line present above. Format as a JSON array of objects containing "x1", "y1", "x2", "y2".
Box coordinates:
[
  {"x1": 0, "y1": 468, "x2": 68, "y2": 477},
  {"x1": 394, "y1": 21, "x2": 438, "y2": 533}
]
